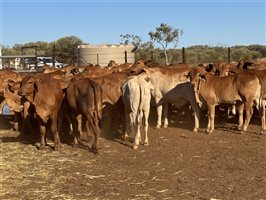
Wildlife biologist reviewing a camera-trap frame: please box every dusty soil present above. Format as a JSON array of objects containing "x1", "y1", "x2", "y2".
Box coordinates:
[{"x1": 1, "y1": 109, "x2": 266, "y2": 200}]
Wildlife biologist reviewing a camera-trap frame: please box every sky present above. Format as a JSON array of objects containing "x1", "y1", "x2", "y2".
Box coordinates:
[{"x1": 0, "y1": 0, "x2": 265, "y2": 48}]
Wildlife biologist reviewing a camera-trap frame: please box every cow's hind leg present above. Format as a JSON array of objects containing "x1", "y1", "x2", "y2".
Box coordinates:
[
  {"x1": 122, "y1": 107, "x2": 130, "y2": 141},
  {"x1": 87, "y1": 112, "x2": 100, "y2": 154},
  {"x1": 260, "y1": 100, "x2": 266, "y2": 134},
  {"x1": 51, "y1": 113, "x2": 61, "y2": 151},
  {"x1": 207, "y1": 105, "x2": 215, "y2": 133},
  {"x1": 242, "y1": 100, "x2": 254, "y2": 133},
  {"x1": 156, "y1": 104, "x2": 162, "y2": 129},
  {"x1": 143, "y1": 113, "x2": 149, "y2": 146},
  {"x1": 38, "y1": 119, "x2": 46, "y2": 150},
  {"x1": 163, "y1": 103, "x2": 169, "y2": 128},
  {"x1": 70, "y1": 115, "x2": 80, "y2": 147},
  {"x1": 237, "y1": 103, "x2": 244, "y2": 131},
  {"x1": 133, "y1": 115, "x2": 141, "y2": 150}
]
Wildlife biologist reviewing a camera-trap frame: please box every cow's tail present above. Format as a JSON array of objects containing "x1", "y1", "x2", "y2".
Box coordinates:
[
  {"x1": 136, "y1": 83, "x2": 144, "y2": 127},
  {"x1": 257, "y1": 77, "x2": 264, "y2": 117}
]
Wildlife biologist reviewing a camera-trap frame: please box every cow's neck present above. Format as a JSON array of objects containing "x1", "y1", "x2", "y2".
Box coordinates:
[{"x1": 25, "y1": 94, "x2": 34, "y2": 105}]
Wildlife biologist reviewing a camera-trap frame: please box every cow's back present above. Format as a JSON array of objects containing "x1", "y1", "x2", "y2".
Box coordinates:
[{"x1": 34, "y1": 77, "x2": 63, "y2": 121}]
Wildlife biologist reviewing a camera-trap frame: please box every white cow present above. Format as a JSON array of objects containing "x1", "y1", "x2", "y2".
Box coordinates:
[
  {"x1": 122, "y1": 73, "x2": 153, "y2": 149},
  {"x1": 144, "y1": 67, "x2": 201, "y2": 132}
]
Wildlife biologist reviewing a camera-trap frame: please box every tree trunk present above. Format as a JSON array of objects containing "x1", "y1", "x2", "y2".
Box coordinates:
[{"x1": 164, "y1": 49, "x2": 169, "y2": 65}]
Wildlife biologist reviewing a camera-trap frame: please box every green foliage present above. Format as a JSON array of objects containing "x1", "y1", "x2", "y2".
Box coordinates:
[
  {"x1": 135, "y1": 45, "x2": 266, "y2": 65},
  {"x1": 149, "y1": 23, "x2": 183, "y2": 64},
  {"x1": 2, "y1": 36, "x2": 83, "y2": 64},
  {"x1": 53, "y1": 36, "x2": 83, "y2": 64},
  {"x1": 120, "y1": 34, "x2": 142, "y2": 47}
]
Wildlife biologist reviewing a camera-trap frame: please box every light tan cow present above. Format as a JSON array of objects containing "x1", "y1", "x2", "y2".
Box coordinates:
[
  {"x1": 122, "y1": 73, "x2": 153, "y2": 149},
  {"x1": 130, "y1": 60, "x2": 201, "y2": 132},
  {"x1": 188, "y1": 68, "x2": 262, "y2": 133}
]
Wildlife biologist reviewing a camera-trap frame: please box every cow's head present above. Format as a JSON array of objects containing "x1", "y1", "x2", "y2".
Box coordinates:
[
  {"x1": 128, "y1": 59, "x2": 148, "y2": 75},
  {"x1": 18, "y1": 75, "x2": 37, "y2": 97},
  {"x1": 187, "y1": 68, "x2": 206, "y2": 86},
  {"x1": 4, "y1": 80, "x2": 23, "y2": 113}
]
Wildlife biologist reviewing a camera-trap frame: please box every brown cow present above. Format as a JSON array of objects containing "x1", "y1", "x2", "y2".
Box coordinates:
[
  {"x1": 188, "y1": 68, "x2": 262, "y2": 133},
  {"x1": 18, "y1": 75, "x2": 64, "y2": 150},
  {"x1": 64, "y1": 78, "x2": 103, "y2": 153},
  {"x1": 245, "y1": 69, "x2": 266, "y2": 134},
  {"x1": 0, "y1": 70, "x2": 22, "y2": 112},
  {"x1": 0, "y1": 70, "x2": 21, "y2": 94}
]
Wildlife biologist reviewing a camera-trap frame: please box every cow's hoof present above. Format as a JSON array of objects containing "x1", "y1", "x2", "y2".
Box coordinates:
[
  {"x1": 133, "y1": 144, "x2": 139, "y2": 150},
  {"x1": 240, "y1": 130, "x2": 245, "y2": 134},
  {"x1": 155, "y1": 125, "x2": 161, "y2": 129},
  {"x1": 206, "y1": 130, "x2": 212, "y2": 134},
  {"x1": 237, "y1": 126, "x2": 242, "y2": 131},
  {"x1": 193, "y1": 128, "x2": 198, "y2": 132},
  {"x1": 91, "y1": 145, "x2": 98, "y2": 154},
  {"x1": 143, "y1": 142, "x2": 149, "y2": 146},
  {"x1": 163, "y1": 125, "x2": 168, "y2": 128},
  {"x1": 122, "y1": 134, "x2": 129, "y2": 141},
  {"x1": 72, "y1": 143, "x2": 79, "y2": 148},
  {"x1": 39, "y1": 145, "x2": 46, "y2": 150},
  {"x1": 260, "y1": 130, "x2": 265, "y2": 135},
  {"x1": 54, "y1": 144, "x2": 62, "y2": 151}
]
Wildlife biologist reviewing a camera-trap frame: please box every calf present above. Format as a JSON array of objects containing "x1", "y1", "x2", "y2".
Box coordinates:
[{"x1": 188, "y1": 68, "x2": 262, "y2": 133}]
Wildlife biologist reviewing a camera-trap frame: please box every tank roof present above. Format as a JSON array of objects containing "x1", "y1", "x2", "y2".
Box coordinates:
[{"x1": 77, "y1": 44, "x2": 135, "y2": 49}]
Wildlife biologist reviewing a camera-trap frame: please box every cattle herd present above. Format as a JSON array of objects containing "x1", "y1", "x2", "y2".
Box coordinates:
[{"x1": 0, "y1": 59, "x2": 265, "y2": 154}]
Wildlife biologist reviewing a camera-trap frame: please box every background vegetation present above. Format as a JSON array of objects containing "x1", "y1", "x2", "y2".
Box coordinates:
[{"x1": 2, "y1": 25, "x2": 266, "y2": 66}]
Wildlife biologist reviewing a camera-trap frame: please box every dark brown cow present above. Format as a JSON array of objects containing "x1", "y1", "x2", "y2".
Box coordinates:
[
  {"x1": 18, "y1": 75, "x2": 64, "y2": 150},
  {"x1": 64, "y1": 78, "x2": 103, "y2": 153},
  {"x1": 69, "y1": 72, "x2": 125, "y2": 139},
  {"x1": 188, "y1": 68, "x2": 262, "y2": 133}
]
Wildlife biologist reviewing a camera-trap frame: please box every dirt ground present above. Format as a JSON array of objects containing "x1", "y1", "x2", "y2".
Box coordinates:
[{"x1": 1, "y1": 109, "x2": 266, "y2": 200}]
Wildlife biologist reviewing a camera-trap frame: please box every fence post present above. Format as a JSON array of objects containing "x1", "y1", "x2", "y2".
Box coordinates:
[
  {"x1": 35, "y1": 46, "x2": 38, "y2": 68},
  {"x1": 124, "y1": 51, "x2": 128, "y2": 63},
  {"x1": 97, "y1": 54, "x2": 99, "y2": 65},
  {"x1": 228, "y1": 47, "x2": 231, "y2": 63},
  {"x1": 151, "y1": 51, "x2": 153, "y2": 61},
  {"x1": 52, "y1": 44, "x2": 55, "y2": 67},
  {"x1": 182, "y1": 47, "x2": 186, "y2": 64}
]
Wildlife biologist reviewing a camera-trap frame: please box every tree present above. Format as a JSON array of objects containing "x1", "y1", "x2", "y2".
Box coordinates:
[
  {"x1": 149, "y1": 23, "x2": 183, "y2": 65},
  {"x1": 53, "y1": 36, "x2": 83, "y2": 64},
  {"x1": 120, "y1": 34, "x2": 142, "y2": 47}
]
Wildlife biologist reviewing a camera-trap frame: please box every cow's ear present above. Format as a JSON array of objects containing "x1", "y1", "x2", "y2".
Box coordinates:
[
  {"x1": 71, "y1": 68, "x2": 79, "y2": 75},
  {"x1": 145, "y1": 77, "x2": 150, "y2": 82},
  {"x1": 205, "y1": 64, "x2": 213, "y2": 72},
  {"x1": 184, "y1": 72, "x2": 189, "y2": 78},
  {"x1": 7, "y1": 80, "x2": 16, "y2": 93},
  {"x1": 199, "y1": 74, "x2": 206, "y2": 82}
]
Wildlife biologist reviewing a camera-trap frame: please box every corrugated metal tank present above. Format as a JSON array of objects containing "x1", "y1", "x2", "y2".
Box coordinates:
[{"x1": 77, "y1": 44, "x2": 135, "y2": 66}]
